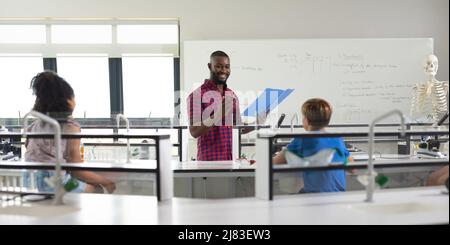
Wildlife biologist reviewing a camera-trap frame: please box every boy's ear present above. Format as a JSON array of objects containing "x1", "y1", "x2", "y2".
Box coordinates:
[
  {"x1": 302, "y1": 117, "x2": 309, "y2": 125},
  {"x1": 207, "y1": 63, "x2": 212, "y2": 71}
]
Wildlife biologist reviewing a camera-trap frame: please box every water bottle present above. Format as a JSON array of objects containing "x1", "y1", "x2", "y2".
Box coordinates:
[
  {"x1": 80, "y1": 142, "x2": 85, "y2": 162},
  {"x1": 357, "y1": 172, "x2": 389, "y2": 188},
  {"x1": 64, "y1": 177, "x2": 79, "y2": 192}
]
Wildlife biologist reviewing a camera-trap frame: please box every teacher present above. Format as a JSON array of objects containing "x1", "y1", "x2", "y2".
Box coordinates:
[{"x1": 187, "y1": 51, "x2": 247, "y2": 161}]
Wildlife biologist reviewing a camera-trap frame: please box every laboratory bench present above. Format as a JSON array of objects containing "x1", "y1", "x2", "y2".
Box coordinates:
[
  {"x1": 2, "y1": 155, "x2": 446, "y2": 199},
  {"x1": 0, "y1": 186, "x2": 447, "y2": 225},
  {"x1": 256, "y1": 128, "x2": 449, "y2": 200},
  {"x1": 0, "y1": 132, "x2": 173, "y2": 201}
]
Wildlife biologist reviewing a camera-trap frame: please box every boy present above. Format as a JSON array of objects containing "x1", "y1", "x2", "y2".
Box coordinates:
[{"x1": 273, "y1": 98, "x2": 350, "y2": 193}]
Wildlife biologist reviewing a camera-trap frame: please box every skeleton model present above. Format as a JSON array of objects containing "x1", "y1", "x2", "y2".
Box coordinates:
[{"x1": 410, "y1": 54, "x2": 449, "y2": 123}]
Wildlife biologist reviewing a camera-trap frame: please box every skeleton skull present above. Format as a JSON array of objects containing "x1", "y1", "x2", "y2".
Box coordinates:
[{"x1": 424, "y1": 54, "x2": 439, "y2": 76}]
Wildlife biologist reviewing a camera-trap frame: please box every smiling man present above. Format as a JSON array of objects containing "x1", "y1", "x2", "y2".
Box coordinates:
[{"x1": 187, "y1": 51, "x2": 242, "y2": 161}]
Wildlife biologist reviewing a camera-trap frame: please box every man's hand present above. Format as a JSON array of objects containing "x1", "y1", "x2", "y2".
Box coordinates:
[{"x1": 256, "y1": 112, "x2": 268, "y2": 125}]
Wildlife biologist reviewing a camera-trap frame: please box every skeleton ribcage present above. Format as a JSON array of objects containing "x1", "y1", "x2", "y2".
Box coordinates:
[
  {"x1": 432, "y1": 82, "x2": 448, "y2": 117},
  {"x1": 411, "y1": 81, "x2": 449, "y2": 122}
]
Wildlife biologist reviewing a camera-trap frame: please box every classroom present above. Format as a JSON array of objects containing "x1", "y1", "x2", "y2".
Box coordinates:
[{"x1": 0, "y1": 0, "x2": 448, "y2": 228}]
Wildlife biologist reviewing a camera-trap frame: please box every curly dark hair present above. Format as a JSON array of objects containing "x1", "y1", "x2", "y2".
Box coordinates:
[{"x1": 30, "y1": 70, "x2": 75, "y2": 120}]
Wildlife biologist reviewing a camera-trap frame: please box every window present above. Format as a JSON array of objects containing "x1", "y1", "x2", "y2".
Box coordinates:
[
  {"x1": 117, "y1": 25, "x2": 178, "y2": 44},
  {"x1": 57, "y1": 55, "x2": 110, "y2": 118},
  {"x1": 0, "y1": 55, "x2": 43, "y2": 118},
  {"x1": 0, "y1": 25, "x2": 46, "y2": 44},
  {"x1": 51, "y1": 25, "x2": 112, "y2": 44},
  {"x1": 122, "y1": 56, "x2": 174, "y2": 118},
  {"x1": 0, "y1": 20, "x2": 179, "y2": 123}
]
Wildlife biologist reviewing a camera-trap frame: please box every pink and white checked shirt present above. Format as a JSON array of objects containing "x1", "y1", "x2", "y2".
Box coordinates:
[{"x1": 187, "y1": 79, "x2": 242, "y2": 161}]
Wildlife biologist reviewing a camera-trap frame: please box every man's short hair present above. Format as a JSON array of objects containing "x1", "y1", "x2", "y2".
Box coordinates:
[
  {"x1": 210, "y1": 50, "x2": 229, "y2": 60},
  {"x1": 301, "y1": 98, "x2": 332, "y2": 130}
]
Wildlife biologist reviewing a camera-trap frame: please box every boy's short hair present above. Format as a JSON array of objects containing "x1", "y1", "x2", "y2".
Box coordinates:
[{"x1": 301, "y1": 98, "x2": 332, "y2": 130}]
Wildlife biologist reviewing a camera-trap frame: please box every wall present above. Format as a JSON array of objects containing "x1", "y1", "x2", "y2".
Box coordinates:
[{"x1": 0, "y1": 0, "x2": 448, "y2": 81}]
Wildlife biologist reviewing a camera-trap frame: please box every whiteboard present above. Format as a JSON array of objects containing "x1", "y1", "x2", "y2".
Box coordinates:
[{"x1": 183, "y1": 39, "x2": 433, "y2": 124}]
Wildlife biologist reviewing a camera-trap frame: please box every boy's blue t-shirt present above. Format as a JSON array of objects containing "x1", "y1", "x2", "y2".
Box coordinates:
[{"x1": 287, "y1": 136, "x2": 349, "y2": 193}]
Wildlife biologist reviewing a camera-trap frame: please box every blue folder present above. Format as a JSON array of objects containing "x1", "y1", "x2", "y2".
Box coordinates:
[{"x1": 242, "y1": 88, "x2": 294, "y2": 117}]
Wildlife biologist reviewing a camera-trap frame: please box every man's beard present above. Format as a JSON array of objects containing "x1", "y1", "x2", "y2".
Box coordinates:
[{"x1": 211, "y1": 72, "x2": 228, "y2": 87}]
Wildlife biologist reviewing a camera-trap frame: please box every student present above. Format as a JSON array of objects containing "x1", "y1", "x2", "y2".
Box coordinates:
[
  {"x1": 25, "y1": 71, "x2": 116, "y2": 193},
  {"x1": 273, "y1": 98, "x2": 350, "y2": 193}
]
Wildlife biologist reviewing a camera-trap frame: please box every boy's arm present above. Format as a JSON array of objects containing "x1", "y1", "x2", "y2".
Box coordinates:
[
  {"x1": 273, "y1": 138, "x2": 302, "y2": 165},
  {"x1": 342, "y1": 143, "x2": 356, "y2": 174},
  {"x1": 272, "y1": 150, "x2": 287, "y2": 164},
  {"x1": 345, "y1": 156, "x2": 356, "y2": 174},
  {"x1": 250, "y1": 136, "x2": 299, "y2": 165}
]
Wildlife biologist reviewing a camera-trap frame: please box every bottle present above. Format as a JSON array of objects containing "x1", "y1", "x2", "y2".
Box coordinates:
[
  {"x1": 64, "y1": 177, "x2": 79, "y2": 192},
  {"x1": 139, "y1": 140, "x2": 150, "y2": 160},
  {"x1": 80, "y1": 142, "x2": 85, "y2": 162},
  {"x1": 375, "y1": 174, "x2": 389, "y2": 188},
  {"x1": 357, "y1": 172, "x2": 389, "y2": 189}
]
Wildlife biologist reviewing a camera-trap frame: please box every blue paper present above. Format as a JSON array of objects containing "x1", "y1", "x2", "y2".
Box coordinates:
[{"x1": 242, "y1": 88, "x2": 294, "y2": 117}]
